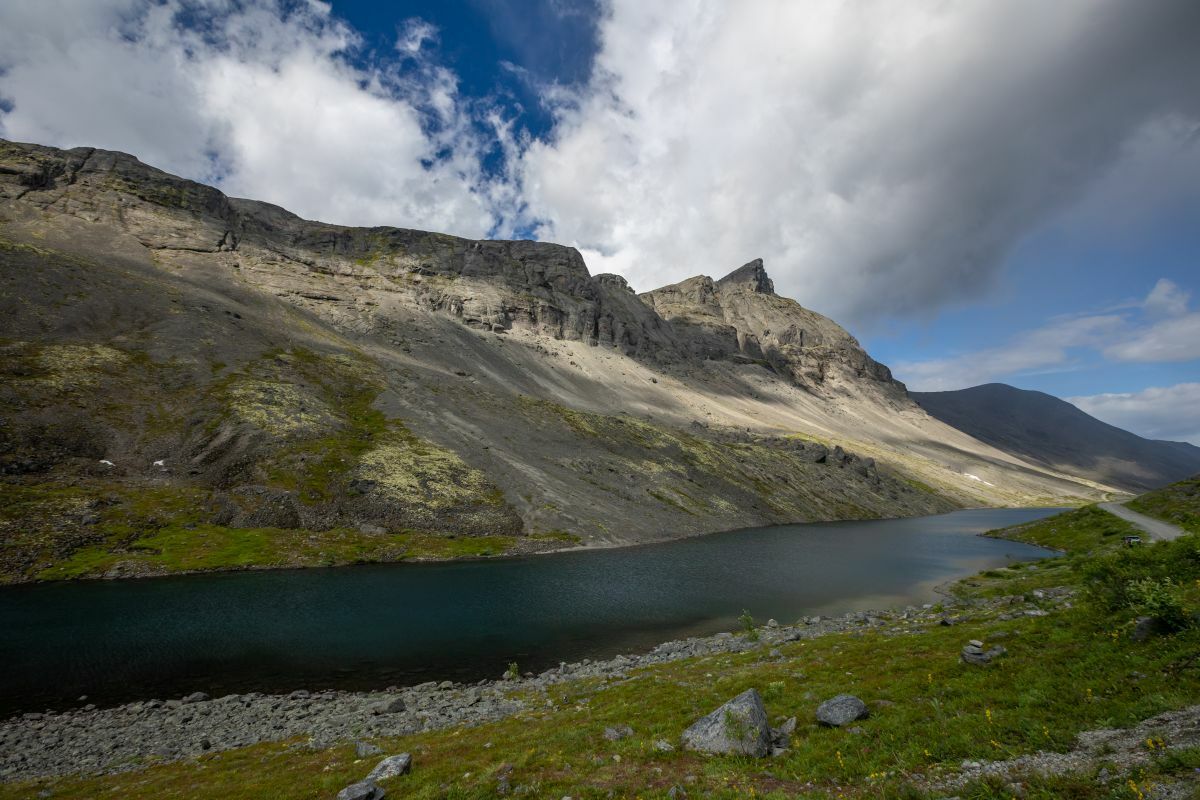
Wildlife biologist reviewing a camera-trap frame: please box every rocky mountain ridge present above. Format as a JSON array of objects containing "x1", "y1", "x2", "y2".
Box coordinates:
[{"x1": 0, "y1": 138, "x2": 1115, "y2": 582}]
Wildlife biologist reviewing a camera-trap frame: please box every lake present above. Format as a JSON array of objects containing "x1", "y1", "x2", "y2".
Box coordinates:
[{"x1": 0, "y1": 508, "x2": 1059, "y2": 714}]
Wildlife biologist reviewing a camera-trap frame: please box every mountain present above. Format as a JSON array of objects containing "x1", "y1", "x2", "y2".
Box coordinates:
[
  {"x1": 0, "y1": 139, "x2": 1115, "y2": 582},
  {"x1": 912, "y1": 383, "x2": 1200, "y2": 492}
]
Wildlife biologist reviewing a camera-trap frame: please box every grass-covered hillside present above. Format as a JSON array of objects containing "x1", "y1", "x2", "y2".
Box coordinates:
[
  {"x1": 5, "y1": 504, "x2": 1198, "y2": 799},
  {"x1": 1129, "y1": 474, "x2": 1200, "y2": 534}
]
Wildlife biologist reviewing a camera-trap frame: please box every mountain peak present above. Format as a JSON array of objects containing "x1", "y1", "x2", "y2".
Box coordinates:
[{"x1": 716, "y1": 258, "x2": 774, "y2": 294}]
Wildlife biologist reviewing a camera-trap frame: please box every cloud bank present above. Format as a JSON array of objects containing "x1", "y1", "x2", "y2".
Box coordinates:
[
  {"x1": 1, "y1": 0, "x2": 1198, "y2": 330},
  {"x1": 522, "y1": 0, "x2": 1200, "y2": 322},
  {"x1": 0, "y1": 0, "x2": 499, "y2": 237},
  {"x1": 1070, "y1": 383, "x2": 1200, "y2": 446}
]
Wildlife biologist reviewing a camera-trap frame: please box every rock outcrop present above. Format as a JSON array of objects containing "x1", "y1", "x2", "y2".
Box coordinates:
[{"x1": 640, "y1": 259, "x2": 906, "y2": 401}]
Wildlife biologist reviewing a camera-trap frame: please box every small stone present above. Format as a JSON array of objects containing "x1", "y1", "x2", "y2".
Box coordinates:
[
  {"x1": 766, "y1": 619, "x2": 779, "y2": 628},
  {"x1": 336, "y1": 781, "x2": 385, "y2": 800},
  {"x1": 653, "y1": 738, "x2": 675, "y2": 752},
  {"x1": 968, "y1": 639, "x2": 983, "y2": 648},
  {"x1": 371, "y1": 697, "x2": 407, "y2": 715},
  {"x1": 181, "y1": 692, "x2": 209, "y2": 704},
  {"x1": 815, "y1": 694, "x2": 869, "y2": 727},
  {"x1": 603, "y1": 725, "x2": 634, "y2": 741},
  {"x1": 1130, "y1": 616, "x2": 1158, "y2": 643},
  {"x1": 365, "y1": 753, "x2": 412, "y2": 782},
  {"x1": 356, "y1": 741, "x2": 383, "y2": 758},
  {"x1": 961, "y1": 645, "x2": 1007, "y2": 666}
]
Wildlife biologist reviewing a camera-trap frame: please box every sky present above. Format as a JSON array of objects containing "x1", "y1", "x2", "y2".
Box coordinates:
[{"x1": 0, "y1": 0, "x2": 1197, "y2": 443}]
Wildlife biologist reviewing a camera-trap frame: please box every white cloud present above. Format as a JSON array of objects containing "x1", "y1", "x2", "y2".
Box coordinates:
[
  {"x1": 519, "y1": 1, "x2": 1200, "y2": 323},
  {"x1": 396, "y1": 18, "x2": 438, "y2": 55},
  {"x1": 1070, "y1": 383, "x2": 1200, "y2": 445},
  {"x1": 895, "y1": 313, "x2": 1125, "y2": 391},
  {"x1": 0, "y1": 0, "x2": 497, "y2": 237},
  {"x1": 1143, "y1": 278, "x2": 1191, "y2": 317},
  {"x1": 1103, "y1": 313, "x2": 1200, "y2": 363},
  {"x1": 897, "y1": 279, "x2": 1200, "y2": 390}
]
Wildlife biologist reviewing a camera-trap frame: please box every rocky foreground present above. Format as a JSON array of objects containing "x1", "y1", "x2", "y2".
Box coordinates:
[{"x1": 1, "y1": 587, "x2": 1071, "y2": 783}]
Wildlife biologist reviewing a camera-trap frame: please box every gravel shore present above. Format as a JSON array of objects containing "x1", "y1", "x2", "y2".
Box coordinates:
[{"x1": 1, "y1": 589, "x2": 1070, "y2": 782}]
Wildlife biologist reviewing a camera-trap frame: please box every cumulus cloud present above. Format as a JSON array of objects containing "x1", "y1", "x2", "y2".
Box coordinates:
[
  {"x1": 897, "y1": 279, "x2": 1200, "y2": 390},
  {"x1": 1070, "y1": 383, "x2": 1200, "y2": 445},
  {"x1": 0, "y1": 0, "x2": 498, "y2": 236},
  {"x1": 520, "y1": 0, "x2": 1200, "y2": 322}
]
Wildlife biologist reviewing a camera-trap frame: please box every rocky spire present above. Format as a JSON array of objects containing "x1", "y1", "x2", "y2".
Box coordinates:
[{"x1": 716, "y1": 258, "x2": 775, "y2": 294}]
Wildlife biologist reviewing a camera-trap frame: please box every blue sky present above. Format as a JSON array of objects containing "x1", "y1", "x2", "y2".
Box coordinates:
[{"x1": 0, "y1": 0, "x2": 1197, "y2": 441}]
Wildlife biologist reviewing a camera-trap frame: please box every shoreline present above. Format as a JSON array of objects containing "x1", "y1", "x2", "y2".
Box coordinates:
[
  {"x1": 0, "y1": 503, "x2": 1063, "y2": 588},
  {"x1": 0, "y1": 583, "x2": 1074, "y2": 783}
]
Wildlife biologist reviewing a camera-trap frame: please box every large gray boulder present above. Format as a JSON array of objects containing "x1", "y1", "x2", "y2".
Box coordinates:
[
  {"x1": 815, "y1": 694, "x2": 868, "y2": 727},
  {"x1": 365, "y1": 753, "x2": 412, "y2": 782},
  {"x1": 681, "y1": 689, "x2": 772, "y2": 757},
  {"x1": 336, "y1": 781, "x2": 384, "y2": 800},
  {"x1": 960, "y1": 641, "x2": 1007, "y2": 666}
]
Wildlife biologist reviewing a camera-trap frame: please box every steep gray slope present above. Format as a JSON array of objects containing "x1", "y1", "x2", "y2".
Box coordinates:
[
  {"x1": 0, "y1": 138, "x2": 1113, "y2": 583},
  {"x1": 912, "y1": 383, "x2": 1200, "y2": 491}
]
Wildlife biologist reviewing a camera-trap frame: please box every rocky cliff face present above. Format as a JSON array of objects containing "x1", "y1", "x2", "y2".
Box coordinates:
[
  {"x1": 640, "y1": 259, "x2": 905, "y2": 402},
  {"x1": 0, "y1": 139, "x2": 1114, "y2": 583}
]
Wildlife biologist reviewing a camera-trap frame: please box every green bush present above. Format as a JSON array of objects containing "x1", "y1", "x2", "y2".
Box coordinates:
[
  {"x1": 1125, "y1": 577, "x2": 1189, "y2": 631},
  {"x1": 737, "y1": 609, "x2": 759, "y2": 641},
  {"x1": 1082, "y1": 535, "x2": 1200, "y2": 631}
]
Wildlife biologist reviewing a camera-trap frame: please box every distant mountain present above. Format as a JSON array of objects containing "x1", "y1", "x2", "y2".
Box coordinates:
[{"x1": 911, "y1": 383, "x2": 1200, "y2": 492}]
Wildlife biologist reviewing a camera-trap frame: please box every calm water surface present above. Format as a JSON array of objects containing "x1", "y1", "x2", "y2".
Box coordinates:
[{"x1": 0, "y1": 508, "x2": 1059, "y2": 713}]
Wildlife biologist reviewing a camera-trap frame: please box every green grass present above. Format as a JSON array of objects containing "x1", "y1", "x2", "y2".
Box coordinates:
[
  {"x1": 35, "y1": 525, "x2": 525, "y2": 580},
  {"x1": 5, "y1": 507, "x2": 1198, "y2": 798},
  {"x1": 0, "y1": 480, "x2": 535, "y2": 583},
  {"x1": 988, "y1": 504, "x2": 1138, "y2": 553},
  {"x1": 1128, "y1": 474, "x2": 1200, "y2": 534}
]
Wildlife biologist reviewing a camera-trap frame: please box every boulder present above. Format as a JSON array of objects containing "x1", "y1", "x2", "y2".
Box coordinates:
[
  {"x1": 815, "y1": 694, "x2": 869, "y2": 727},
  {"x1": 1130, "y1": 616, "x2": 1158, "y2": 642},
  {"x1": 960, "y1": 642, "x2": 1008, "y2": 666},
  {"x1": 603, "y1": 725, "x2": 634, "y2": 741},
  {"x1": 681, "y1": 688, "x2": 772, "y2": 757},
  {"x1": 365, "y1": 754, "x2": 412, "y2": 783},
  {"x1": 770, "y1": 716, "x2": 797, "y2": 756},
  {"x1": 371, "y1": 697, "x2": 406, "y2": 714},
  {"x1": 336, "y1": 781, "x2": 385, "y2": 800},
  {"x1": 181, "y1": 692, "x2": 209, "y2": 704},
  {"x1": 355, "y1": 741, "x2": 383, "y2": 758}
]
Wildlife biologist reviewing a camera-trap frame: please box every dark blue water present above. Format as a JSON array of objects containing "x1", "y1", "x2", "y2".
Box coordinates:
[{"x1": 0, "y1": 508, "x2": 1058, "y2": 714}]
